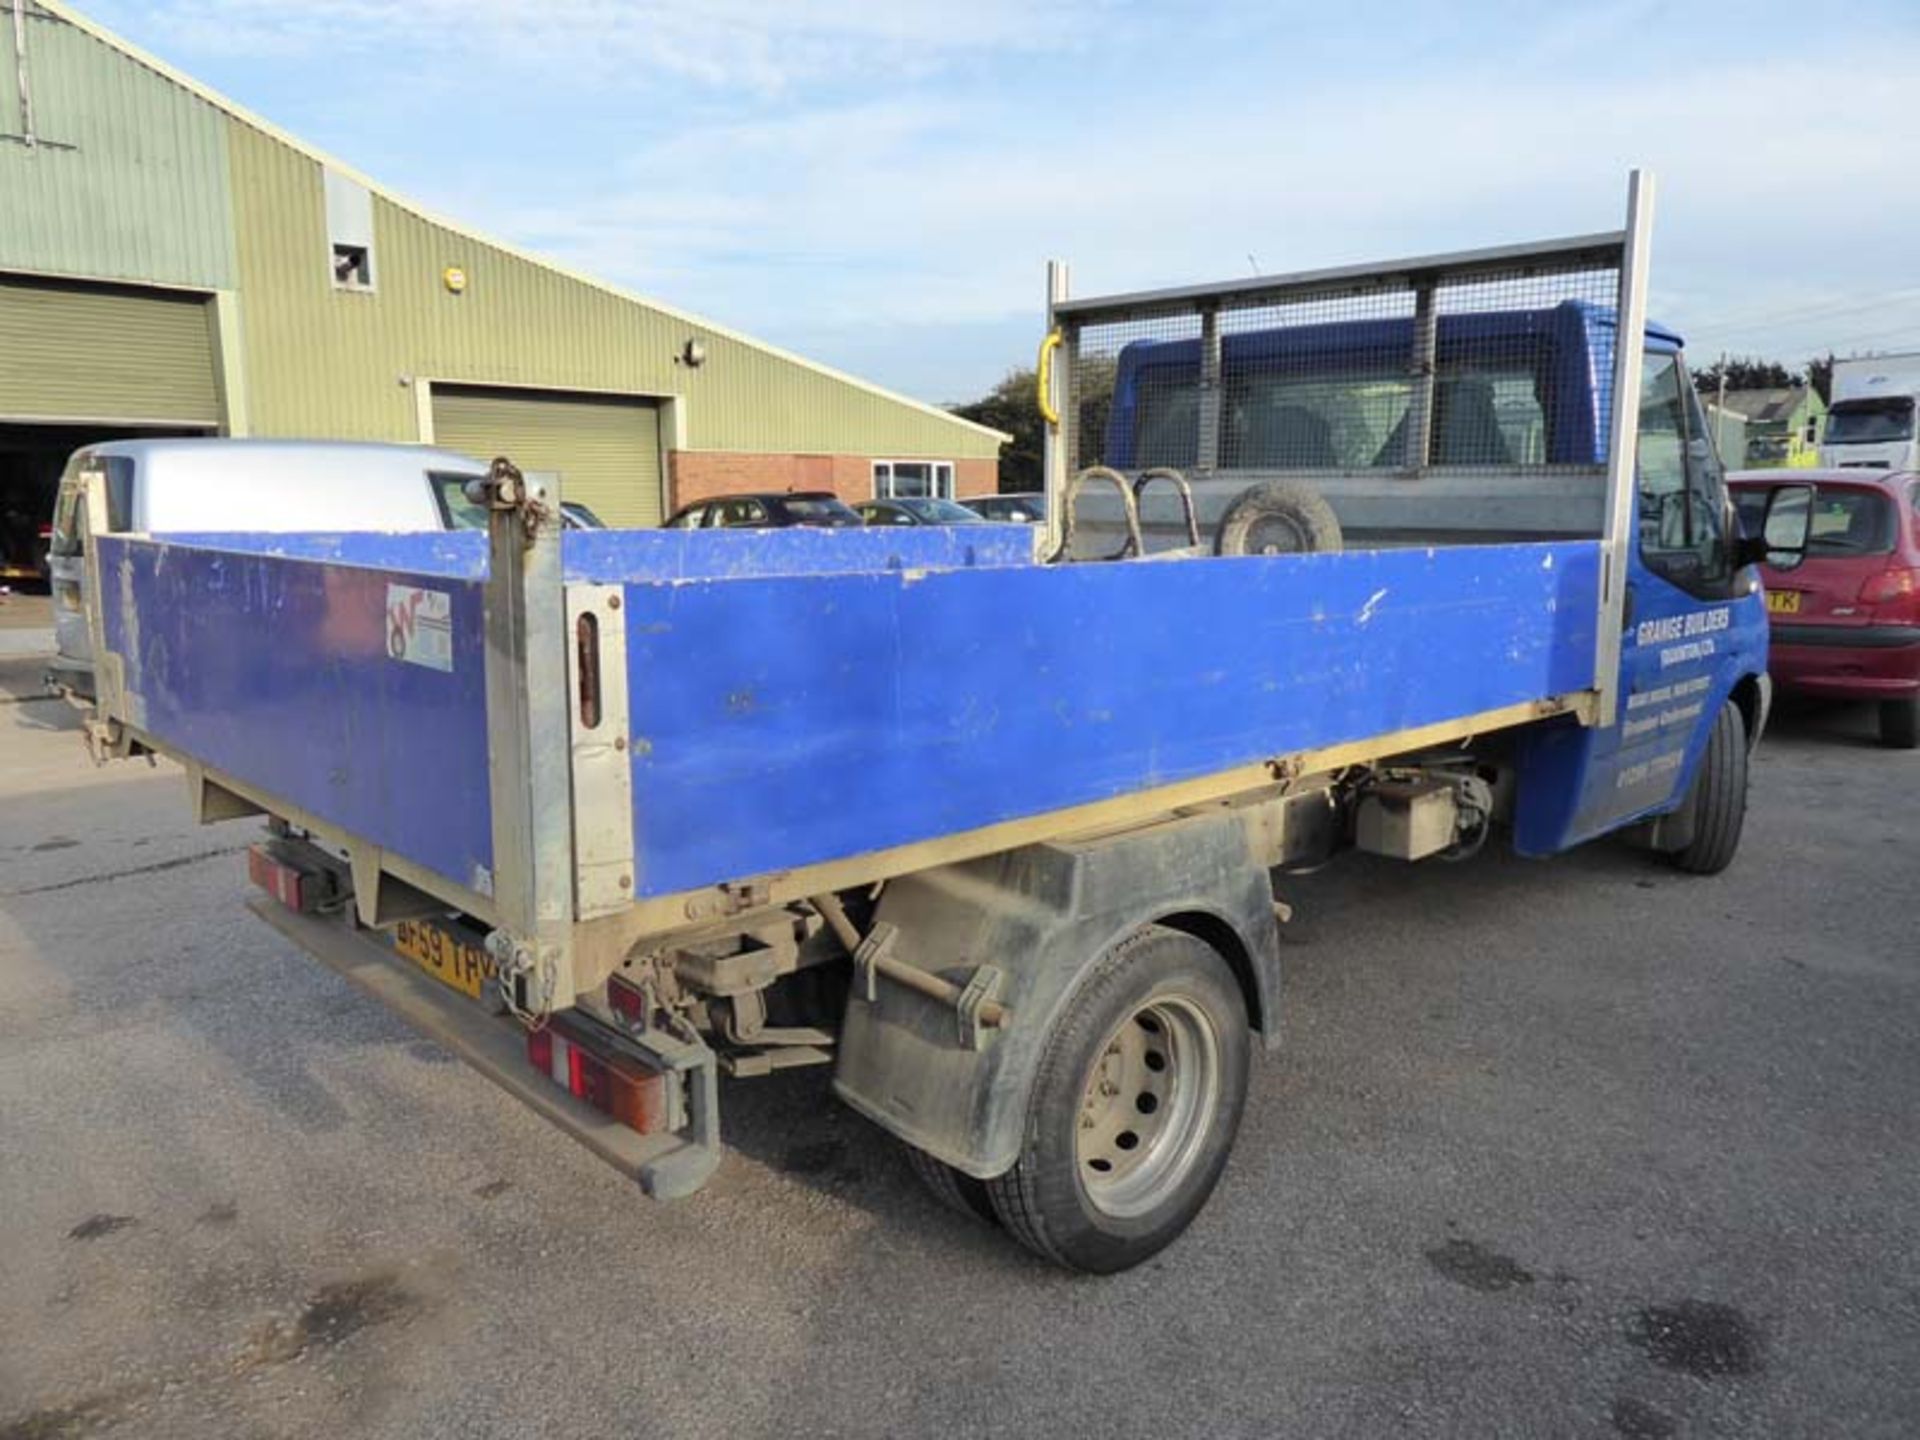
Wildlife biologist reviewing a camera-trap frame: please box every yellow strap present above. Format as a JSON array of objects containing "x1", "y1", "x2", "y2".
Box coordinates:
[{"x1": 1035, "y1": 330, "x2": 1062, "y2": 427}]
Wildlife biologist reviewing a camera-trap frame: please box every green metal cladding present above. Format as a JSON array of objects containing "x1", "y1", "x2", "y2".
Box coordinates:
[
  {"x1": 0, "y1": 6, "x2": 233, "y2": 289},
  {"x1": 4, "y1": 2, "x2": 1002, "y2": 460}
]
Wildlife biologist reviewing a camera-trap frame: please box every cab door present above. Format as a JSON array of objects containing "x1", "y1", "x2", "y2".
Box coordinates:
[{"x1": 1514, "y1": 341, "x2": 1765, "y2": 852}]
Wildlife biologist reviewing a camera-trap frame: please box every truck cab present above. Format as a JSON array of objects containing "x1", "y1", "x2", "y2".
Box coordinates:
[
  {"x1": 1820, "y1": 354, "x2": 1920, "y2": 471},
  {"x1": 1822, "y1": 395, "x2": 1918, "y2": 471}
]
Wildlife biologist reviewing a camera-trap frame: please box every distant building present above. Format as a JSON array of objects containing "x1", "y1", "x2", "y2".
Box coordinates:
[
  {"x1": 0, "y1": 0, "x2": 1003, "y2": 576},
  {"x1": 1702, "y1": 402, "x2": 1747, "y2": 470},
  {"x1": 1718, "y1": 386, "x2": 1826, "y2": 469}
]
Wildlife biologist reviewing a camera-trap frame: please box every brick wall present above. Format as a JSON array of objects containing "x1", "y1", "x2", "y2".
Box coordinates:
[
  {"x1": 954, "y1": 458, "x2": 997, "y2": 498},
  {"x1": 669, "y1": 452, "x2": 999, "y2": 511}
]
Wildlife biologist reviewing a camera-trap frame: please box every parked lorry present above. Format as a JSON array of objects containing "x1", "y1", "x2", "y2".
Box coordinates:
[
  {"x1": 1821, "y1": 353, "x2": 1920, "y2": 470},
  {"x1": 76, "y1": 174, "x2": 1814, "y2": 1272}
]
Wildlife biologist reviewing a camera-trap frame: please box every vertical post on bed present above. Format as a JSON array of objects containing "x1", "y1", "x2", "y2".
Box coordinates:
[
  {"x1": 1402, "y1": 276, "x2": 1439, "y2": 478},
  {"x1": 1042, "y1": 260, "x2": 1072, "y2": 562},
  {"x1": 1196, "y1": 302, "x2": 1223, "y2": 476},
  {"x1": 1591, "y1": 169, "x2": 1656, "y2": 729},
  {"x1": 478, "y1": 463, "x2": 580, "y2": 1018}
]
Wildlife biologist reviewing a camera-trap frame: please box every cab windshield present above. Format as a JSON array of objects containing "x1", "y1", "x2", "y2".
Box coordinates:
[
  {"x1": 48, "y1": 455, "x2": 134, "y2": 555},
  {"x1": 1825, "y1": 397, "x2": 1914, "y2": 445},
  {"x1": 433, "y1": 474, "x2": 490, "y2": 529}
]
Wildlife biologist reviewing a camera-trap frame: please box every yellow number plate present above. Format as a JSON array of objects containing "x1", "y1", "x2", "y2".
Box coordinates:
[
  {"x1": 1765, "y1": 590, "x2": 1802, "y2": 615},
  {"x1": 393, "y1": 918, "x2": 495, "y2": 1000}
]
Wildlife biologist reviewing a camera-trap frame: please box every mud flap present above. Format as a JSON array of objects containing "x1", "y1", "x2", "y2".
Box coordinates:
[{"x1": 831, "y1": 806, "x2": 1282, "y2": 1180}]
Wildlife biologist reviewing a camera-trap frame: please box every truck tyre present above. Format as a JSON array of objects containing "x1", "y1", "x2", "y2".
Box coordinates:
[
  {"x1": 1879, "y1": 697, "x2": 1919, "y2": 750},
  {"x1": 1667, "y1": 700, "x2": 1748, "y2": 875},
  {"x1": 1214, "y1": 481, "x2": 1343, "y2": 557},
  {"x1": 985, "y1": 925, "x2": 1250, "y2": 1273},
  {"x1": 905, "y1": 1144, "x2": 999, "y2": 1226}
]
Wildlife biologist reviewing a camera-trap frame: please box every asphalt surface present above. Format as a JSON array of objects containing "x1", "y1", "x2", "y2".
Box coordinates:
[
  {"x1": 0, "y1": 589, "x2": 53, "y2": 657},
  {"x1": 1, "y1": 652, "x2": 1916, "y2": 1439}
]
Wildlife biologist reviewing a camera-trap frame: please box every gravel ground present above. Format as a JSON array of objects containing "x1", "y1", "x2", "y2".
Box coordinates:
[{"x1": 1, "y1": 654, "x2": 1915, "y2": 1439}]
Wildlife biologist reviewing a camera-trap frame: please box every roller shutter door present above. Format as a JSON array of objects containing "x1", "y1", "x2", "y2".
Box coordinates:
[
  {"x1": 0, "y1": 273, "x2": 220, "y2": 425},
  {"x1": 431, "y1": 385, "x2": 663, "y2": 527}
]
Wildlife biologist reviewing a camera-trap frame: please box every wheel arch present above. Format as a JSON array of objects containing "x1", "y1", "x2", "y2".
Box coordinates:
[
  {"x1": 1154, "y1": 907, "x2": 1269, "y2": 1036},
  {"x1": 1729, "y1": 670, "x2": 1770, "y2": 750}
]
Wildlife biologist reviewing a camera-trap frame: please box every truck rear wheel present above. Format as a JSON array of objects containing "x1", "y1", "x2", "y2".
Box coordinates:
[
  {"x1": 1879, "y1": 697, "x2": 1919, "y2": 750},
  {"x1": 904, "y1": 1144, "x2": 998, "y2": 1226},
  {"x1": 985, "y1": 925, "x2": 1250, "y2": 1273},
  {"x1": 1214, "y1": 480, "x2": 1343, "y2": 557},
  {"x1": 1666, "y1": 700, "x2": 1748, "y2": 875}
]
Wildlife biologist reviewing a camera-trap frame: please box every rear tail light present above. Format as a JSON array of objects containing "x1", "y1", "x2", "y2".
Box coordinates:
[
  {"x1": 248, "y1": 844, "x2": 319, "y2": 912},
  {"x1": 1859, "y1": 566, "x2": 1920, "y2": 622},
  {"x1": 1858, "y1": 568, "x2": 1915, "y2": 603},
  {"x1": 527, "y1": 1017, "x2": 670, "y2": 1135}
]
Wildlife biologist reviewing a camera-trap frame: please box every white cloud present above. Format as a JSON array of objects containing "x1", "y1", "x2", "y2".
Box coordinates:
[
  {"x1": 119, "y1": 0, "x2": 1110, "y2": 91},
  {"x1": 97, "y1": 0, "x2": 1920, "y2": 395},
  {"x1": 425, "y1": 37, "x2": 1920, "y2": 394}
]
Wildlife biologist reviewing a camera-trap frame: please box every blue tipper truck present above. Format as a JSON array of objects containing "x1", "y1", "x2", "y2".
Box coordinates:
[{"x1": 78, "y1": 173, "x2": 1815, "y2": 1272}]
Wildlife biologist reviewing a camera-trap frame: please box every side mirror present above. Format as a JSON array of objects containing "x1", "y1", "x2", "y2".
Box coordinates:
[{"x1": 1736, "y1": 483, "x2": 1815, "y2": 573}]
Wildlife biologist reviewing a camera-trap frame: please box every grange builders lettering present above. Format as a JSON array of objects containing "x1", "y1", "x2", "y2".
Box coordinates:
[{"x1": 1635, "y1": 605, "x2": 1730, "y2": 669}]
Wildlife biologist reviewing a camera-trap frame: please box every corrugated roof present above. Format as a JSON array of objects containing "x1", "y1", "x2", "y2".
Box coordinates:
[
  {"x1": 32, "y1": 0, "x2": 1010, "y2": 445},
  {"x1": 1720, "y1": 386, "x2": 1807, "y2": 425}
]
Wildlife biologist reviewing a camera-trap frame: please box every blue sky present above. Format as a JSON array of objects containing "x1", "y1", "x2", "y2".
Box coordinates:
[{"x1": 81, "y1": 0, "x2": 1920, "y2": 405}]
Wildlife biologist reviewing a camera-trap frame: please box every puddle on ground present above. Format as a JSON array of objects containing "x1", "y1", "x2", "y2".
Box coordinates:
[
  {"x1": 67, "y1": 1214, "x2": 136, "y2": 1242},
  {"x1": 1610, "y1": 1395, "x2": 1676, "y2": 1437},
  {"x1": 1425, "y1": 1237, "x2": 1534, "y2": 1293},
  {"x1": 1626, "y1": 1299, "x2": 1764, "y2": 1378},
  {"x1": 244, "y1": 1271, "x2": 412, "y2": 1367}
]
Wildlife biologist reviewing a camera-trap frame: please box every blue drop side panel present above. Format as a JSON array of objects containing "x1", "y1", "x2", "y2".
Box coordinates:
[
  {"x1": 562, "y1": 526, "x2": 1034, "y2": 583},
  {"x1": 624, "y1": 541, "x2": 1602, "y2": 897},
  {"x1": 96, "y1": 535, "x2": 493, "y2": 890},
  {"x1": 156, "y1": 526, "x2": 1035, "y2": 584},
  {"x1": 159, "y1": 530, "x2": 489, "y2": 577}
]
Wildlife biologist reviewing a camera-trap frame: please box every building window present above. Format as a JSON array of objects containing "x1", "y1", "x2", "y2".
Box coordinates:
[
  {"x1": 324, "y1": 168, "x2": 376, "y2": 292},
  {"x1": 873, "y1": 460, "x2": 954, "y2": 499},
  {"x1": 332, "y1": 244, "x2": 371, "y2": 288}
]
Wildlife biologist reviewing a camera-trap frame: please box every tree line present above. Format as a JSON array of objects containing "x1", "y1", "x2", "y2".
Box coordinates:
[{"x1": 1691, "y1": 354, "x2": 1835, "y2": 404}]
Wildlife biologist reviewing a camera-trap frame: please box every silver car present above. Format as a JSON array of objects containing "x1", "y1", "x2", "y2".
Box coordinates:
[{"x1": 46, "y1": 438, "x2": 490, "y2": 697}]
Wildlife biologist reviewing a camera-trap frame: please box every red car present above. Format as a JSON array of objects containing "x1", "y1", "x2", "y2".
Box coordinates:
[{"x1": 1731, "y1": 469, "x2": 1920, "y2": 748}]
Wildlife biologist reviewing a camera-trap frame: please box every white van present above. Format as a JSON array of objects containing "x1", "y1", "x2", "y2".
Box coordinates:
[{"x1": 46, "y1": 438, "x2": 491, "y2": 696}]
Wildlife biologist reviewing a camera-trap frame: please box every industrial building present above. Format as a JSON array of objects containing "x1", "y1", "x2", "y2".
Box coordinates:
[
  {"x1": 0, "y1": 0, "x2": 1003, "y2": 575},
  {"x1": 1718, "y1": 385, "x2": 1826, "y2": 468}
]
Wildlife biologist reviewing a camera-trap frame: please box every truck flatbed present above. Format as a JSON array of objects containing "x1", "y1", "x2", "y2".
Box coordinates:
[{"x1": 95, "y1": 524, "x2": 1596, "y2": 930}]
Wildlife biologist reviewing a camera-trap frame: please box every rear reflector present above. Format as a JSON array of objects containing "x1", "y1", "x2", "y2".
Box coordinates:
[
  {"x1": 248, "y1": 844, "x2": 316, "y2": 913},
  {"x1": 527, "y1": 1016, "x2": 669, "y2": 1135},
  {"x1": 606, "y1": 972, "x2": 647, "y2": 1025}
]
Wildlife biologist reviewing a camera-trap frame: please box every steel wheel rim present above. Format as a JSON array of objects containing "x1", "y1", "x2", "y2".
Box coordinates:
[
  {"x1": 1076, "y1": 995, "x2": 1221, "y2": 1219},
  {"x1": 1245, "y1": 515, "x2": 1307, "y2": 554}
]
